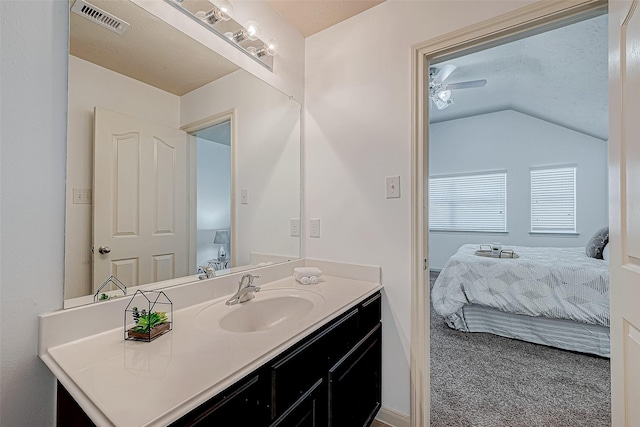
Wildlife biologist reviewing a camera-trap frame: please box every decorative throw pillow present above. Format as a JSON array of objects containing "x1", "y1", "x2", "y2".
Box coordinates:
[
  {"x1": 586, "y1": 227, "x2": 609, "y2": 259},
  {"x1": 603, "y1": 244, "x2": 609, "y2": 261}
]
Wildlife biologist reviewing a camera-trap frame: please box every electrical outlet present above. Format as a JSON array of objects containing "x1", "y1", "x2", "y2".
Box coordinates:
[
  {"x1": 386, "y1": 176, "x2": 400, "y2": 199},
  {"x1": 310, "y1": 218, "x2": 320, "y2": 238},
  {"x1": 241, "y1": 189, "x2": 249, "y2": 204},
  {"x1": 73, "y1": 188, "x2": 92, "y2": 204},
  {"x1": 290, "y1": 218, "x2": 300, "y2": 237}
]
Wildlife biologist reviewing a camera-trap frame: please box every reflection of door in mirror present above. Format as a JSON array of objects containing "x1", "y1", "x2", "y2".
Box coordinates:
[
  {"x1": 93, "y1": 108, "x2": 189, "y2": 292},
  {"x1": 193, "y1": 121, "x2": 232, "y2": 269}
]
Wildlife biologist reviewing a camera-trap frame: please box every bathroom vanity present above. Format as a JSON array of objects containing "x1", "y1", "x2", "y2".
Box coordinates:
[{"x1": 40, "y1": 261, "x2": 382, "y2": 426}]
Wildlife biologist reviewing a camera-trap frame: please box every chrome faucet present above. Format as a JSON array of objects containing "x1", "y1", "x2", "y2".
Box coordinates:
[
  {"x1": 198, "y1": 265, "x2": 216, "y2": 280},
  {"x1": 226, "y1": 274, "x2": 261, "y2": 305}
]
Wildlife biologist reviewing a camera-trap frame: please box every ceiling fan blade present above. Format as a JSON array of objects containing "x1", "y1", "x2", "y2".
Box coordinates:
[
  {"x1": 432, "y1": 64, "x2": 456, "y2": 85},
  {"x1": 446, "y1": 79, "x2": 487, "y2": 90}
]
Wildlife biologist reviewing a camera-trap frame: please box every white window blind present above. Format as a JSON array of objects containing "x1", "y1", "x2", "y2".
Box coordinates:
[
  {"x1": 429, "y1": 171, "x2": 507, "y2": 232},
  {"x1": 530, "y1": 166, "x2": 576, "y2": 233}
]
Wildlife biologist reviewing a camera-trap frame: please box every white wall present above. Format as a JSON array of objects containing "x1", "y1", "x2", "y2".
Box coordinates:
[
  {"x1": 182, "y1": 70, "x2": 301, "y2": 266},
  {"x1": 304, "y1": 0, "x2": 537, "y2": 416},
  {"x1": 0, "y1": 1, "x2": 68, "y2": 425},
  {"x1": 429, "y1": 110, "x2": 608, "y2": 269},
  {"x1": 197, "y1": 137, "x2": 231, "y2": 267},
  {"x1": 65, "y1": 56, "x2": 180, "y2": 299}
]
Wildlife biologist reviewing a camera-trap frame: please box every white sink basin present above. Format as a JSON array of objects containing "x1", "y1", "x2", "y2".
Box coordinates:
[{"x1": 196, "y1": 288, "x2": 325, "y2": 333}]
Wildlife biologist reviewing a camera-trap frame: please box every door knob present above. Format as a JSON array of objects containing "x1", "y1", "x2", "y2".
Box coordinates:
[{"x1": 98, "y1": 246, "x2": 111, "y2": 254}]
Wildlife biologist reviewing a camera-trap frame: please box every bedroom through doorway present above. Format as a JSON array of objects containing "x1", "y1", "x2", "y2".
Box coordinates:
[{"x1": 426, "y1": 10, "x2": 611, "y2": 426}]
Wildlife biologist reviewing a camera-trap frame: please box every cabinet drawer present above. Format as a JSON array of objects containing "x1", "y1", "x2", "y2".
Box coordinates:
[
  {"x1": 170, "y1": 375, "x2": 267, "y2": 426},
  {"x1": 358, "y1": 292, "x2": 381, "y2": 337},
  {"x1": 271, "y1": 308, "x2": 358, "y2": 419}
]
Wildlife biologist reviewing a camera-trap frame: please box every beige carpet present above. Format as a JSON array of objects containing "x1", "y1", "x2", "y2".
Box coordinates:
[{"x1": 430, "y1": 271, "x2": 611, "y2": 426}]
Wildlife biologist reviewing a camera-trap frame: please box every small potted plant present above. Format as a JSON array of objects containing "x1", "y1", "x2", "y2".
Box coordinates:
[
  {"x1": 127, "y1": 308, "x2": 170, "y2": 340},
  {"x1": 124, "y1": 290, "x2": 173, "y2": 342}
]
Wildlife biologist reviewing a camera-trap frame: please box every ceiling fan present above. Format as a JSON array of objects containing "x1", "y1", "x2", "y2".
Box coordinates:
[{"x1": 429, "y1": 64, "x2": 487, "y2": 110}]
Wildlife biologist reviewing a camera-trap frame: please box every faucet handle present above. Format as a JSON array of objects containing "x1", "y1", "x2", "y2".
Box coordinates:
[{"x1": 240, "y1": 273, "x2": 260, "y2": 287}]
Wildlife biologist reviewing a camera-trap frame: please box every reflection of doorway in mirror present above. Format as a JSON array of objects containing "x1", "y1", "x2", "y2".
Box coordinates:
[{"x1": 193, "y1": 120, "x2": 232, "y2": 270}]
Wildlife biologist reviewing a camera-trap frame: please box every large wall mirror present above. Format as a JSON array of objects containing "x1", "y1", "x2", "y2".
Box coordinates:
[{"x1": 64, "y1": 0, "x2": 301, "y2": 307}]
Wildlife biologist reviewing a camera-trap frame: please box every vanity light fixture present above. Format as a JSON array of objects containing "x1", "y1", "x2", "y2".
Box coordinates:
[{"x1": 164, "y1": 0, "x2": 275, "y2": 70}]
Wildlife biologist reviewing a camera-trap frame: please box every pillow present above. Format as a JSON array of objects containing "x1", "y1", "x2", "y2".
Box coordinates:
[
  {"x1": 586, "y1": 227, "x2": 609, "y2": 259},
  {"x1": 603, "y1": 244, "x2": 609, "y2": 261}
]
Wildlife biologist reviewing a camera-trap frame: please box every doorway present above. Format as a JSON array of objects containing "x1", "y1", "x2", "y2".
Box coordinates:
[
  {"x1": 182, "y1": 111, "x2": 236, "y2": 273},
  {"x1": 426, "y1": 13, "x2": 609, "y2": 425},
  {"x1": 409, "y1": 1, "x2": 609, "y2": 425},
  {"x1": 191, "y1": 120, "x2": 232, "y2": 270}
]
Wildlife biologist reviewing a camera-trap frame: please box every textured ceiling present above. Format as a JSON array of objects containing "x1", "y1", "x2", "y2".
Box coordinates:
[
  {"x1": 429, "y1": 14, "x2": 608, "y2": 141},
  {"x1": 265, "y1": 0, "x2": 385, "y2": 37}
]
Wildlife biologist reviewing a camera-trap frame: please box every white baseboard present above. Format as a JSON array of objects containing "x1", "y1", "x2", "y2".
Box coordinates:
[{"x1": 376, "y1": 406, "x2": 410, "y2": 427}]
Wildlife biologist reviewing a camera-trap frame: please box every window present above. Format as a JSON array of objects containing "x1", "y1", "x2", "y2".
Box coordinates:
[
  {"x1": 530, "y1": 166, "x2": 576, "y2": 233},
  {"x1": 429, "y1": 171, "x2": 507, "y2": 232}
]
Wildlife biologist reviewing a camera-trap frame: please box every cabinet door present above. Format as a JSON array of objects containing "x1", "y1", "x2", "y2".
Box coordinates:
[
  {"x1": 170, "y1": 375, "x2": 267, "y2": 426},
  {"x1": 271, "y1": 309, "x2": 358, "y2": 419},
  {"x1": 328, "y1": 324, "x2": 382, "y2": 427},
  {"x1": 270, "y1": 379, "x2": 323, "y2": 427}
]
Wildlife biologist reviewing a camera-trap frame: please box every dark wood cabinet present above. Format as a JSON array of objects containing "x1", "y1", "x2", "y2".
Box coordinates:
[
  {"x1": 328, "y1": 324, "x2": 382, "y2": 427},
  {"x1": 58, "y1": 291, "x2": 382, "y2": 427}
]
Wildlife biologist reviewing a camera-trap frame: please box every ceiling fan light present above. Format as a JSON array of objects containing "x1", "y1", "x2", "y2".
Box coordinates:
[
  {"x1": 432, "y1": 97, "x2": 448, "y2": 110},
  {"x1": 437, "y1": 89, "x2": 451, "y2": 102}
]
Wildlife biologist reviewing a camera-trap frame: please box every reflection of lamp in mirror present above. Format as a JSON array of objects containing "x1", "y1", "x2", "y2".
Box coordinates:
[
  {"x1": 232, "y1": 20, "x2": 261, "y2": 42},
  {"x1": 247, "y1": 39, "x2": 277, "y2": 57},
  {"x1": 214, "y1": 230, "x2": 230, "y2": 261}
]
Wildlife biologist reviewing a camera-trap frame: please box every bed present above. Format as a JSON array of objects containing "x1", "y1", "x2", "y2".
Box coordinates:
[{"x1": 431, "y1": 243, "x2": 610, "y2": 357}]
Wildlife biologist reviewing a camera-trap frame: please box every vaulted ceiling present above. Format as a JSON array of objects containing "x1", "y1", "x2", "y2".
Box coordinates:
[{"x1": 428, "y1": 14, "x2": 608, "y2": 141}]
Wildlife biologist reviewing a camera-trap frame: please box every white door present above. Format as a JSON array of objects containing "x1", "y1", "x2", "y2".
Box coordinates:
[
  {"x1": 610, "y1": 2, "x2": 640, "y2": 425},
  {"x1": 93, "y1": 107, "x2": 189, "y2": 291}
]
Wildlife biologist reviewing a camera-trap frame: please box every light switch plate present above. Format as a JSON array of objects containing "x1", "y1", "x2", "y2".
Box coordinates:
[
  {"x1": 386, "y1": 176, "x2": 400, "y2": 199},
  {"x1": 73, "y1": 188, "x2": 92, "y2": 204},
  {"x1": 310, "y1": 218, "x2": 320, "y2": 238},
  {"x1": 241, "y1": 189, "x2": 248, "y2": 204},
  {"x1": 290, "y1": 218, "x2": 300, "y2": 237}
]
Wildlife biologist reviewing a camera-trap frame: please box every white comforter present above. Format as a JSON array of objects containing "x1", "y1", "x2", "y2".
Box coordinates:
[{"x1": 431, "y1": 244, "x2": 610, "y2": 327}]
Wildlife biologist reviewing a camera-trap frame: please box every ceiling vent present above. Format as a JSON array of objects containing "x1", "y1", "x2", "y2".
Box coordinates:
[{"x1": 71, "y1": 0, "x2": 130, "y2": 35}]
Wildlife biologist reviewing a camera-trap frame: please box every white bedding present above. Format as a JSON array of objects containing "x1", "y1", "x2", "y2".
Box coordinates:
[{"x1": 431, "y1": 244, "x2": 610, "y2": 327}]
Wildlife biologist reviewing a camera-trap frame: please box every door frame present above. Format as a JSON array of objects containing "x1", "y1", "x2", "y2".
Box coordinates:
[
  {"x1": 409, "y1": 1, "x2": 607, "y2": 425},
  {"x1": 182, "y1": 109, "x2": 237, "y2": 269}
]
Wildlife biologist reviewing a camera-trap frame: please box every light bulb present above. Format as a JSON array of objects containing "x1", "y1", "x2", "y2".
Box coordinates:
[
  {"x1": 233, "y1": 21, "x2": 261, "y2": 43},
  {"x1": 264, "y1": 38, "x2": 277, "y2": 56},
  {"x1": 199, "y1": 0, "x2": 234, "y2": 25},
  {"x1": 437, "y1": 89, "x2": 451, "y2": 102},
  {"x1": 213, "y1": 0, "x2": 234, "y2": 20},
  {"x1": 243, "y1": 20, "x2": 261, "y2": 41},
  {"x1": 246, "y1": 46, "x2": 258, "y2": 56}
]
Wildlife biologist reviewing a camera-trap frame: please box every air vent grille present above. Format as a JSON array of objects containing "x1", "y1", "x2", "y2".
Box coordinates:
[{"x1": 71, "y1": 0, "x2": 130, "y2": 35}]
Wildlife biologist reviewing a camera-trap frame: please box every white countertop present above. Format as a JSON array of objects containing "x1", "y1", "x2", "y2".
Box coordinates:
[{"x1": 42, "y1": 275, "x2": 381, "y2": 426}]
